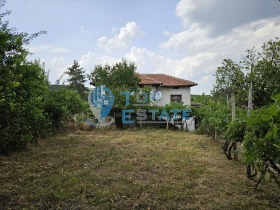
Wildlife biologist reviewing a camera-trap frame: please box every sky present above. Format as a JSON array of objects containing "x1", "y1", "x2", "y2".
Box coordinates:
[{"x1": 3, "y1": 0, "x2": 280, "y2": 94}]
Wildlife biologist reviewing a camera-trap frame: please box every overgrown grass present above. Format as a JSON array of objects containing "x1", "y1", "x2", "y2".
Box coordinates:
[{"x1": 0, "y1": 129, "x2": 279, "y2": 209}]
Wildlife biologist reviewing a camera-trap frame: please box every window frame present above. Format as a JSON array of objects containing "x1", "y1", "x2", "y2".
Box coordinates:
[{"x1": 170, "y1": 94, "x2": 182, "y2": 102}]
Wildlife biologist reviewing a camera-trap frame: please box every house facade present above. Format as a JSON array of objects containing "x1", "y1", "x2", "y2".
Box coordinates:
[{"x1": 139, "y1": 74, "x2": 197, "y2": 106}]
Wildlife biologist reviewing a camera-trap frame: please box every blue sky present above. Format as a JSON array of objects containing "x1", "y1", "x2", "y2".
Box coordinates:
[{"x1": 4, "y1": 0, "x2": 280, "y2": 94}]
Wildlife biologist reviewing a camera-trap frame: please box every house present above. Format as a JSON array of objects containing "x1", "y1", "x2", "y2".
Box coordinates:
[{"x1": 139, "y1": 74, "x2": 197, "y2": 106}]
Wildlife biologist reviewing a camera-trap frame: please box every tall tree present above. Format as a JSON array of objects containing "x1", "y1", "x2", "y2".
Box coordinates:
[
  {"x1": 0, "y1": 0, "x2": 48, "y2": 153},
  {"x1": 248, "y1": 38, "x2": 280, "y2": 107},
  {"x1": 66, "y1": 60, "x2": 87, "y2": 100},
  {"x1": 90, "y1": 59, "x2": 140, "y2": 91},
  {"x1": 89, "y1": 59, "x2": 140, "y2": 110},
  {"x1": 240, "y1": 38, "x2": 280, "y2": 108},
  {"x1": 212, "y1": 59, "x2": 246, "y2": 105}
]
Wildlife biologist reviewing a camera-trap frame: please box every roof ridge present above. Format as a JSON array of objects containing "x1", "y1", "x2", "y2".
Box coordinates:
[
  {"x1": 142, "y1": 73, "x2": 197, "y2": 85},
  {"x1": 161, "y1": 73, "x2": 197, "y2": 85},
  {"x1": 141, "y1": 74, "x2": 162, "y2": 84},
  {"x1": 139, "y1": 73, "x2": 197, "y2": 86}
]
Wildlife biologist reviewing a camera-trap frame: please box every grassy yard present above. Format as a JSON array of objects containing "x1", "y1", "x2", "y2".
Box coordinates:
[{"x1": 0, "y1": 129, "x2": 279, "y2": 209}]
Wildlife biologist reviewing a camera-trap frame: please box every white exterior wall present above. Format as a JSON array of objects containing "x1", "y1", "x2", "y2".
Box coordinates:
[{"x1": 151, "y1": 86, "x2": 191, "y2": 106}]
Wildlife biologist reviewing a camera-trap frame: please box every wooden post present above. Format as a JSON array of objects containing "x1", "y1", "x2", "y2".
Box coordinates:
[
  {"x1": 231, "y1": 91, "x2": 236, "y2": 121},
  {"x1": 214, "y1": 130, "x2": 218, "y2": 141},
  {"x1": 231, "y1": 91, "x2": 238, "y2": 160},
  {"x1": 226, "y1": 93, "x2": 230, "y2": 105},
  {"x1": 246, "y1": 83, "x2": 253, "y2": 174},
  {"x1": 248, "y1": 82, "x2": 253, "y2": 115}
]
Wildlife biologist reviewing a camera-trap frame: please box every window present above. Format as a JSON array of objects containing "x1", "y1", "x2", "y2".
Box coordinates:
[
  {"x1": 173, "y1": 86, "x2": 179, "y2": 89},
  {"x1": 170, "y1": 95, "x2": 182, "y2": 102}
]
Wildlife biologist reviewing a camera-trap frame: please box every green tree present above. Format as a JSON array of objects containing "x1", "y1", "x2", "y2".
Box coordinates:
[
  {"x1": 90, "y1": 59, "x2": 140, "y2": 91},
  {"x1": 191, "y1": 93, "x2": 213, "y2": 105},
  {"x1": 243, "y1": 38, "x2": 280, "y2": 107},
  {"x1": 212, "y1": 59, "x2": 246, "y2": 105},
  {"x1": 89, "y1": 59, "x2": 140, "y2": 110},
  {"x1": 66, "y1": 60, "x2": 87, "y2": 100},
  {"x1": 44, "y1": 87, "x2": 85, "y2": 129},
  {"x1": 0, "y1": 1, "x2": 49, "y2": 153}
]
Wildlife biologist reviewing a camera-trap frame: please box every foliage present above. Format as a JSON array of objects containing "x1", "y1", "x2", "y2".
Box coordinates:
[
  {"x1": 0, "y1": 2, "x2": 49, "y2": 153},
  {"x1": 0, "y1": 2, "x2": 86, "y2": 153},
  {"x1": 225, "y1": 117, "x2": 247, "y2": 143},
  {"x1": 163, "y1": 101, "x2": 190, "y2": 112},
  {"x1": 90, "y1": 59, "x2": 140, "y2": 91},
  {"x1": 212, "y1": 59, "x2": 246, "y2": 105},
  {"x1": 89, "y1": 59, "x2": 140, "y2": 110},
  {"x1": 0, "y1": 59, "x2": 49, "y2": 153},
  {"x1": 243, "y1": 94, "x2": 280, "y2": 185},
  {"x1": 243, "y1": 38, "x2": 280, "y2": 107},
  {"x1": 191, "y1": 93, "x2": 213, "y2": 105},
  {"x1": 161, "y1": 101, "x2": 191, "y2": 120},
  {"x1": 44, "y1": 87, "x2": 86, "y2": 129},
  {"x1": 212, "y1": 37, "x2": 280, "y2": 108},
  {"x1": 208, "y1": 37, "x2": 280, "y2": 186},
  {"x1": 65, "y1": 60, "x2": 87, "y2": 100},
  {"x1": 195, "y1": 102, "x2": 231, "y2": 137}
]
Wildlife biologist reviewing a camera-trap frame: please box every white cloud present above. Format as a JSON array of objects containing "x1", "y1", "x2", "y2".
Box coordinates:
[
  {"x1": 28, "y1": 45, "x2": 71, "y2": 54},
  {"x1": 125, "y1": 47, "x2": 176, "y2": 74},
  {"x1": 158, "y1": 13, "x2": 280, "y2": 93},
  {"x1": 43, "y1": 57, "x2": 70, "y2": 84},
  {"x1": 125, "y1": 47, "x2": 215, "y2": 80},
  {"x1": 201, "y1": 75, "x2": 212, "y2": 82},
  {"x1": 97, "y1": 22, "x2": 144, "y2": 52},
  {"x1": 79, "y1": 51, "x2": 120, "y2": 72},
  {"x1": 50, "y1": 48, "x2": 71, "y2": 54},
  {"x1": 79, "y1": 52, "x2": 96, "y2": 68},
  {"x1": 175, "y1": 0, "x2": 280, "y2": 36},
  {"x1": 28, "y1": 1, "x2": 280, "y2": 94},
  {"x1": 160, "y1": 26, "x2": 210, "y2": 52},
  {"x1": 49, "y1": 57, "x2": 67, "y2": 67},
  {"x1": 176, "y1": 0, "x2": 218, "y2": 28},
  {"x1": 162, "y1": 30, "x2": 174, "y2": 37},
  {"x1": 28, "y1": 45, "x2": 53, "y2": 53},
  {"x1": 80, "y1": 26, "x2": 90, "y2": 34}
]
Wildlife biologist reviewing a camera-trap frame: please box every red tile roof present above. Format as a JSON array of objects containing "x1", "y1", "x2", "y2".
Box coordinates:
[{"x1": 139, "y1": 74, "x2": 197, "y2": 87}]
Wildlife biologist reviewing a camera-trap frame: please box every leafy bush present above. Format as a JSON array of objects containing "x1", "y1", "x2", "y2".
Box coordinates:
[
  {"x1": 0, "y1": 3, "x2": 87, "y2": 153},
  {"x1": 44, "y1": 87, "x2": 86, "y2": 129},
  {"x1": 0, "y1": 60, "x2": 49, "y2": 153},
  {"x1": 0, "y1": 2, "x2": 49, "y2": 153},
  {"x1": 195, "y1": 102, "x2": 230, "y2": 138},
  {"x1": 243, "y1": 94, "x2": 280, "y2": 186},
  {"x1": 225, "y1": 118, "x2": 247, "y2": 143}
]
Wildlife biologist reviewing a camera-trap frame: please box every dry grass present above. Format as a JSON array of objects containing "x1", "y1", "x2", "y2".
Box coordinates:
[{"x1": 0, "y1": 129, "x2": 279, "y2": 209}]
